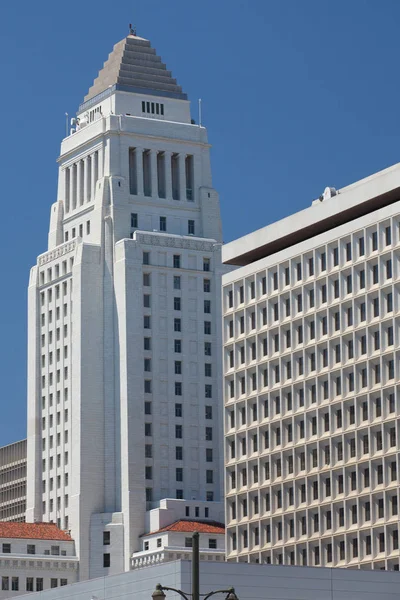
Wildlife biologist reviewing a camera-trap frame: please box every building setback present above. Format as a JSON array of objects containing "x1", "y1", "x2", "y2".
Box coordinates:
[
  {"x1": 0, "y1": 440, "x2": 26, "y2": 522},
  {"x1": 222, "y1": 166, "x2": 400, "y2": 569},
  {"x1": 26, "y1": 32, "x2": 224, "y2": 581}
]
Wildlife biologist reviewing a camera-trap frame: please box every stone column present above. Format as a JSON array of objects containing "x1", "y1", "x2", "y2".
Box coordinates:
[
  {"x1": 150, "y1": 150, "x2": 158, "y2": 198},
  {"x1": 91, "y1": 153, "x2": 96, "y2": 202},
  {"x1": 136, "y1": 147, "x2": 144, "y2": 196},
  {"x1": 83, "y1": 156, "x2": 90, "y2": 203},
  {"x1": 72, "y1": 163, "x2": 77, "y2": 210},
  {"x1": 77, "y1": 160, "x2": 83, "y2": 206},
  {"x1": 164, "y1": 151, "x2": 172, "y2": 200},
  {"x1": 179, "y1": 153, "x2": 186, "y2": 201},
  {"x1": 65, "y1": 167, "x2": 71, "y2": 213}
]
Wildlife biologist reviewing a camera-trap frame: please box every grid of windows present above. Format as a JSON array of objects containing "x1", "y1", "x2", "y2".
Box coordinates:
[
  {"x1": 139, "y1": 249, "x2": 218, "y2": 500},
  {"x1": 38, "y1": 257, "x2": 73, "y2": 531},
  {"x1": 224, "y1": 217, "x2": 400, "y2": 570}
]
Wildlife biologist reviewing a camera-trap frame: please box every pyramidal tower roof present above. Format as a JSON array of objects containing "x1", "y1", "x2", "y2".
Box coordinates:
[{"x1": 84, "y1": 34, "x2": 187, "y2": 103}]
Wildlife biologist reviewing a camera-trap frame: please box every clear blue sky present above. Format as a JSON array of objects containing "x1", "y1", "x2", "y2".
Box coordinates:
[{"x1": 1, "y1": 0, "x2": 400, "y2": 445}]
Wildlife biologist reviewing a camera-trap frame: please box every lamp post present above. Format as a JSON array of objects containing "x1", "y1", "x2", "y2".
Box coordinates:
[{"x1": 152, "y1": 532, "x2": 239, "y2": 600}]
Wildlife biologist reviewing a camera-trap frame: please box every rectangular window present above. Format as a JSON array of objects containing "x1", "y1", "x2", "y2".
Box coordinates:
[
  {"x1": 11, "y1": 578, "x2": 19, "y2": 592},
  {"x1": 173, "y1": 255, "x2": 181, "y2": 268},
  {"x1": 188, "y1": 219, "x2": 195, "y2": 235},
  {"x1": 103, "y1": 531, "x2": 110, "y2": 545},
  {"x1": 159, "y1": 216, "x2": 166, "y2": 231},
  {"x1": 26, "y1": 578, "x2": 34, "y2": 592},
  {"x1": 103, "y1": 554, "x2": 110, "y2": 568}
]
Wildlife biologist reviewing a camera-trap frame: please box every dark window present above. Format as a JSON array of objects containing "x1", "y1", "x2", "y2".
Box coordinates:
[
  {"x1": 26, "y1": 578, "x2": 34, "y2": 592},
  {"x1": 103, "y1": 531, "x2": 110, "y2": 546},
  {"x1": 103, "y1": 554, "x2": 110, "y2": 568}
]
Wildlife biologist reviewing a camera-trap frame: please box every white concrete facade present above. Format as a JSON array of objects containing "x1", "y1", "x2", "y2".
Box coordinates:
[
  {"x1": 0, "y1": 440, "x2": 26, "y2": 522},
  {"x1": 131, "y1": 498, "x2": 225, "y2": 569},
  {"x1": 12, "y1": 559, "x2": 400, "y2": 600},
  {"x1": 0, "y1": 528, "x2": 77, "y2": 599},
  {"x1": 26, "y1": 34, "x2": 224, "y2": 581},
  {"x1": 222, "y1": 164, "x2": 400, "y2": 570}
]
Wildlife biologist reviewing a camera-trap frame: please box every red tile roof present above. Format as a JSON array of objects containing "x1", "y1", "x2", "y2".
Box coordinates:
[
  {"x1": 0, "y1": 522, "x2": 73, "y2": 541},
  {"x1": 145, "y1": 520, "x2": 225, "y2": 537}
]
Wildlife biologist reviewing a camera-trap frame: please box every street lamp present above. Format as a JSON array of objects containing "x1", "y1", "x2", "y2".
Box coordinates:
[{"x1": 152, "y1": 532, "x2": 239, "y2": 600}]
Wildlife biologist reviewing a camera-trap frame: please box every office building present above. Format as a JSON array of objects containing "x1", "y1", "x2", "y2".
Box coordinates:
[
  {"x1": 0, "y1": 440, "x2": 27, "y2": 522},
  {"x1": 223, "y1": 167, "x2": 400, "y2": 569},
  {"x1": 26, "y1": 31, "x2": 224, "y2": 580}
]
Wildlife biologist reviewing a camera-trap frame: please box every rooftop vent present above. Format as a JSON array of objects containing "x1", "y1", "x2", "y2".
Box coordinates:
[{"x1": 313, "y1": 186, "x2": 337, "y2": 205}]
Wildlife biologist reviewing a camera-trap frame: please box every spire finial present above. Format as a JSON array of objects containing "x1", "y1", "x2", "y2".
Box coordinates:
[{"x1": 129, "y1": 23, "x2": 137, "y2": 36}]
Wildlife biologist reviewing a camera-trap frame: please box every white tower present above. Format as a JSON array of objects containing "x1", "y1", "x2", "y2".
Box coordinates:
[{"x1": 26, "y1": 32, "x2": 224, "y2": 580}]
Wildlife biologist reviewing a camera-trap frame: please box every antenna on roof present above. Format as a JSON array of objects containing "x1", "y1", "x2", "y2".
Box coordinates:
[
  {"x1": 129, "y1": 23, "x2": 137, "y2": 36},
  {"x1": 198, "y1": 99, "x2": 202, "y2": 127}
]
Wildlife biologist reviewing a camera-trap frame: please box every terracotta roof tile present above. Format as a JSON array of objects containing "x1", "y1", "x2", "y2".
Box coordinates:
[
  {"x1": 145, "y1": 519, "x2": 225, "y2": 537},
  {"x1": 0, "y1": 522, "x2": 73, "y2": 541}
]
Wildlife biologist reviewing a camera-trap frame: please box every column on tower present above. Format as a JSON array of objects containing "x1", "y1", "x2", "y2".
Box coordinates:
[
  {"x1": 136, "y1": 147, "x2": 144, "y2": 196},
  {"x1": 178, "y1": 153, "x2": 186, "y2": 202},
  {"x1": 77, "y1": 160, "x2": 83, "y2": 206},
  {"x1": 164, "y1": 151, "x2": 172, "y2": 200},
  {"x1": 150, "y1": 150, "x2": 158, "y2": 199},
  {"x1": 92, "y1": 151, "x2": 99, "y2": 200},
  {"x1": 72, "y1": 163, "x2": 77, "y2": 210},
  {"x1": 90, "y1": 154, "x2": 96, "y2": 201},
  {"x1": 65, "y1": 167, "x2": 70, "y2": 213},
  {"x1": 84, "y1": 156, "x2": 90, "y2": 203}
]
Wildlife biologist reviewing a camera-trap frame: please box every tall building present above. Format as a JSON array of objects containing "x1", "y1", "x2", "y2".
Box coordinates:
[
  {"x1": 26, "y1": 31, "x2": 224, "y2": 581},
  {"x1": 0, "y1": 440, "x2": 26, "y2": 522},
  {"x1": 222, "y1": 167, "x2": 400, "y2": 570}
]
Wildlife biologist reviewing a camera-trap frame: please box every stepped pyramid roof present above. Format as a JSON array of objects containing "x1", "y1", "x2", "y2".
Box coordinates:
[{"x1": 84, "y1": 34, "x2": 187, "y2": 103}]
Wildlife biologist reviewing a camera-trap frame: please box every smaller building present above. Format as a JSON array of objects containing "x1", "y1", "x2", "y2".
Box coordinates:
[
  {"x1": 0, "y1": 522, "x2": 78, "y2": 598},
  {"x1": 131, "y1": 499, "x2": 225, "y2": 569},
  {"x1": 0, "y1": 440, "x2": 26, "y2": 522},
  {"x1": 11, "y1": 558, "x2": 400, "y2": 600}
]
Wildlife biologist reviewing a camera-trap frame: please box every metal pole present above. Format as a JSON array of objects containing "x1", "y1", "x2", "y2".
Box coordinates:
[
  {"x1": 65, "y1": 113, "x2": 69, "y2": 137},
  {"x1": 192, "y1": 532, "x2": 200, "y2": 600}
]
